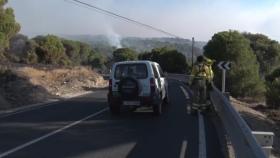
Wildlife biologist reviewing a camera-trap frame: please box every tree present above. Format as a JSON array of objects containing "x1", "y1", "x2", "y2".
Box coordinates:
[
  {"x1": 61, "y1": 39, "x2": 81, "y2": 65},
  {"x1": 23, "y1": 39, "x2": 38, "y2": 64},
  {"x1": 138, "y1": 52, "x2": 152, "y2": 60},
  {"x1": 139, "y1": 47, "x2": 188, "y2": 73},
  {"x1": 204, "y1": 30, "x2": 265, "y2": 97},
  {"x1": 33, "y1": 35, "x2": 68, "y2": 65},
  {"x1": 79, "y1": 43, "x2": 92, "y2": 64},
  {"x1": 0, "y1": 0, "x2": 21, "y2": 58},
  {"x1": 243, "y1": 33, "x2": 280, "y2": 77},
  {"x1": 265, "y1": 67, "x2": 280, "y2": 109},
  {"x1": 7, "y1": 34, "x2": 28, "y2": 62},
  {"x1": 113, "y1": 48, "x2": 137, "y2": 62},
  {"x1": 88, "y1": 52, "x2": 107, "y2": 71},
  {"x1": 160, "y1": 49, "x2": 187, "y2": 73}
]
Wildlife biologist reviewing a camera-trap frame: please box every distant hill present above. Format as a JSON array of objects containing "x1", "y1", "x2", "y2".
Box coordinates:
[{"x1": 61, "y1": 35, "x2": 206, "y2": 58}]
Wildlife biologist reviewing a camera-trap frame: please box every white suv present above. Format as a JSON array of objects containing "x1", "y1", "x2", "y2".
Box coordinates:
[{"x1": 107, "y1": 60, "x2": 168, "y2": 115}]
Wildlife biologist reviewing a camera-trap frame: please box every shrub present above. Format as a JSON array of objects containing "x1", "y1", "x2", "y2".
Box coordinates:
[
  {"x1": 138, "y1": 47, "x2": 189, "y2": 73},
  {"x1": 266, "y1": 68, "x2": 280, "y2": 108},
  {"x1": 113, "y1": 48, "x2": 137, "y2": 62}
]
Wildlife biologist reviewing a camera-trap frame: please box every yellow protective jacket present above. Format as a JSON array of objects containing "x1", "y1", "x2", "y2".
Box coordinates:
[
  {"x1": 204, "y1": 58, "x2": 214, "y2": 81},
  {"x1": 190, "y1": 63, "x2": 207, "y2": 85},
  {"x1": 191, "y1": 63, "x2": 207, "y2": 78},
  {"x1": 191, "y1": 61, "x2": 213, "y2": 82}
]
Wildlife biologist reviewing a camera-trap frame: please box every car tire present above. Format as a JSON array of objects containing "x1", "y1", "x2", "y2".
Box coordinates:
[
  {"x1": 109, "y1": 104, "x2": 120, "y2": 114},
  {"x1": 153, "y1": 103, "x2": 162, "y2": 116},
  {"x1": 163, "y1": 94, "x2": 169, "y2": 106}
]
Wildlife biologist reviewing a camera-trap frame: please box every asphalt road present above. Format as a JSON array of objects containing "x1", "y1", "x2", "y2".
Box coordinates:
[{"x1": 0, "y1": 80, "x2": 224, "y2": 158}]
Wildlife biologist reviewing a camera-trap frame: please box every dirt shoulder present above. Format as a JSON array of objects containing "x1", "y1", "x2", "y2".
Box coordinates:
[
  {"x1": 0, "y1": 64, "x2": 108, "y2": 110},
  {"x1": 230, "y1": 98, "x2": 280, "y2": 157}
]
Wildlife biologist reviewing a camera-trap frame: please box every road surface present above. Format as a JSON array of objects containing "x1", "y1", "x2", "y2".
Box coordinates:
[{"x1": 0, "y1": 79, "x2": 224, "y2": 158}]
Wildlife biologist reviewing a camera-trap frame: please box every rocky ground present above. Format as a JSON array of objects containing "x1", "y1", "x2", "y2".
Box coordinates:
[
  {"x1": 231, "y1": 98, "x2": 280, "y2": 157},
  {"x1": 0, "y1": 64, "x2": 108, "y2": 110}
]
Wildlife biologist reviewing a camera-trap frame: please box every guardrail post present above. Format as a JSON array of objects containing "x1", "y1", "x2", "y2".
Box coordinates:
[
  {"x1": 222, "y1": 69, "x2": 226, "y2": 93},
  {"x1": 252, "y1": 131, "x2": 274, "y2": 158}
]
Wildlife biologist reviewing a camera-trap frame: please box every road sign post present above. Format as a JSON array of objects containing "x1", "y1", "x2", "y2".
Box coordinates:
[
  {"x1": 222, "y1": 69, "x2": 226, "y2": 93},
  {"x1": 218, "y1": 61, "x2": 231, "y2": 93}
]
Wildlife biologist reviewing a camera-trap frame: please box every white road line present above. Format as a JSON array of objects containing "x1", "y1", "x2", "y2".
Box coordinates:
[
  {"x1": 179, "y1": 140, "x2": 188, "y2": 158},
  {"x1": 180, "y1": 86, "x2": 190, "y2": 99},
  {"x1": 198, "y1": 112, "x2": 207, "y2": 158},
  {"x1": 0, "y1": 107, "x2": 109, "y2": 158},
  {"x1": 0, "y1": 102, "x2": 60, "y2": 119},
  {"x1": 0, "y1": 92, "x2": 96, "y2": 119}
]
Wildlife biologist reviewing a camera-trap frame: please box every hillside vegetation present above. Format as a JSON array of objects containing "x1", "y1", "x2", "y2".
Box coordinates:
[
  {"x1": 62, "y1": 35, "x2": 205, "y2": 58},
  {"x1": 6, "y1": 34, "x2": 108, "y2": 72}
]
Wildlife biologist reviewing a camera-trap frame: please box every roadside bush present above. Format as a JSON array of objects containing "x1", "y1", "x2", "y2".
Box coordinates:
[
  {"x1": 266, "y1": 79, "x2": 280, "y2": 109},
  {"x1": 61, "y1": 39, "x2": 81, "y2": 65},
  {"x1": 33, "y1": 35, "x2": 68, "y2": 65},
  {"x1": 138, "y1": 47, "x2": 188, "y2": 73},
  {"x1": 0, "y1": 67, "x2": 14, "y2": 83},
  {"x1": 113, "y1": 48, "x2": 137, "y2": 62},
  {"x1": 266, "y1": 68, "x2": 280, "y2": 109},
  {"x1": 26, "y1": 51, "x2": 38, "y2": 64}
]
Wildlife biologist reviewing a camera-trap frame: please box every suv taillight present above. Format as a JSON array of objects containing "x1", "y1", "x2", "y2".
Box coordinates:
[
  {"x1": 150, "y1": 78, "x2": 155, "y2": 94},
  {"x1": 109, "y1": 79, "x2": 112, "y2": 93}
]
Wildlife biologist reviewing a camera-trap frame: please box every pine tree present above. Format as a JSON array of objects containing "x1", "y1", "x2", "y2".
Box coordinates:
[
  {"x1": 0, "y1": 0, "x2": 21, "y2": 57},
  {"x1": 204, "y1": 30, "x2": 265, "y2": 97}
]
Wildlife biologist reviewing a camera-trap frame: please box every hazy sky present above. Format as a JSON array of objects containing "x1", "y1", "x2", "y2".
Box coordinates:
[{"x1": 8, "y1": 0, "x2": 280, "y2": 41}]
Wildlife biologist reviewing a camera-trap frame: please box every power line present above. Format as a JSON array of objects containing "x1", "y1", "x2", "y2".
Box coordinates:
[{"x1": 65, "y1": 0, "x2": 183, "y2": 39}]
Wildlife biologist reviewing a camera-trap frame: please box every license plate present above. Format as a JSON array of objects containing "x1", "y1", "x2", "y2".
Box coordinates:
[{"x1": 123, "y1": 101, "x2": 140, "y2": 106}]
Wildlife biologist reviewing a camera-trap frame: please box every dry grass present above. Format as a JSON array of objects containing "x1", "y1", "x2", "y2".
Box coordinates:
[
  {"x1": 0, "y1": 64, "x2": 107, "y2": 109},
  {"x1": 14, "y1": 66, "x2": 107, "y2": 96}
]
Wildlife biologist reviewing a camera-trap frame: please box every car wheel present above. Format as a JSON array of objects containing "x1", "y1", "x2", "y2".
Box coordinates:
[
  {"x1": 109, "y1": 104, "x2": 120, "y2": 114},
  {"x1": 153, "y1": 103, "x2": 162, "y2": 116},
  {"x1": 163, "y1": 95, "x2": 169, "y2": 106}
]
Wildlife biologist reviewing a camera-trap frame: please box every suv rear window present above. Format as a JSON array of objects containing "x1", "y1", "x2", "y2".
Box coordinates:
[{"x1": 114, "y1": 63, "x2": 148, "y2": 79}]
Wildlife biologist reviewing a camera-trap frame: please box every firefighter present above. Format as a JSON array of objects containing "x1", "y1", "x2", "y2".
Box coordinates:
[{"x1": 191, "y1": 56, "x2": 208, "y2": 107}]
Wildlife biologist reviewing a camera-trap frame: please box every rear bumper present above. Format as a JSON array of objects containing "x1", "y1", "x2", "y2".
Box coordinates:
[{"x1": 108, "y1": 92, "x2": 155, "y2": 107}]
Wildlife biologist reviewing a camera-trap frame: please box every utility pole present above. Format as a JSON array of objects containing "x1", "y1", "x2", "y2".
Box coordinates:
[{"x1": 191, "y1": 37, "x2": 194, "y2": 68}]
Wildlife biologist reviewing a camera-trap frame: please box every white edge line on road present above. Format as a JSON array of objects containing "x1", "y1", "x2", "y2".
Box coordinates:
[
  {"x1": 0, "y1": 102, "x2": 60, "y2": 119},
  {"x1": 179, "y1": 140, "x2": 188, "y2": 158},
  {"x1": 180, "y1": 86, "x2": 190, "y2": 99},
  {"x1": 0, "y1": 107, "x2": 109, "y2": 158},
  {"x1": 198, "y1": 112, "x2": 207, "y2": 158},
  {"x1": 0, "y1": 91, "x2": 96, "y2": 119}
]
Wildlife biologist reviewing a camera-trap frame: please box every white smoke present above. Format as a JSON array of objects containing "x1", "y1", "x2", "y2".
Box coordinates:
[{"x1": 105, "y1": 25, "x2": 122, "y2": 48}]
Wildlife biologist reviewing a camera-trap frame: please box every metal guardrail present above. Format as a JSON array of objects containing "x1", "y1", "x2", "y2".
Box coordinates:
[
  {"x1": 167, "y1": 73, "x2": 271, "y2": 158},
  {"x1": 210, "y1": 85, "x2": 268, "y2": 158}
]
